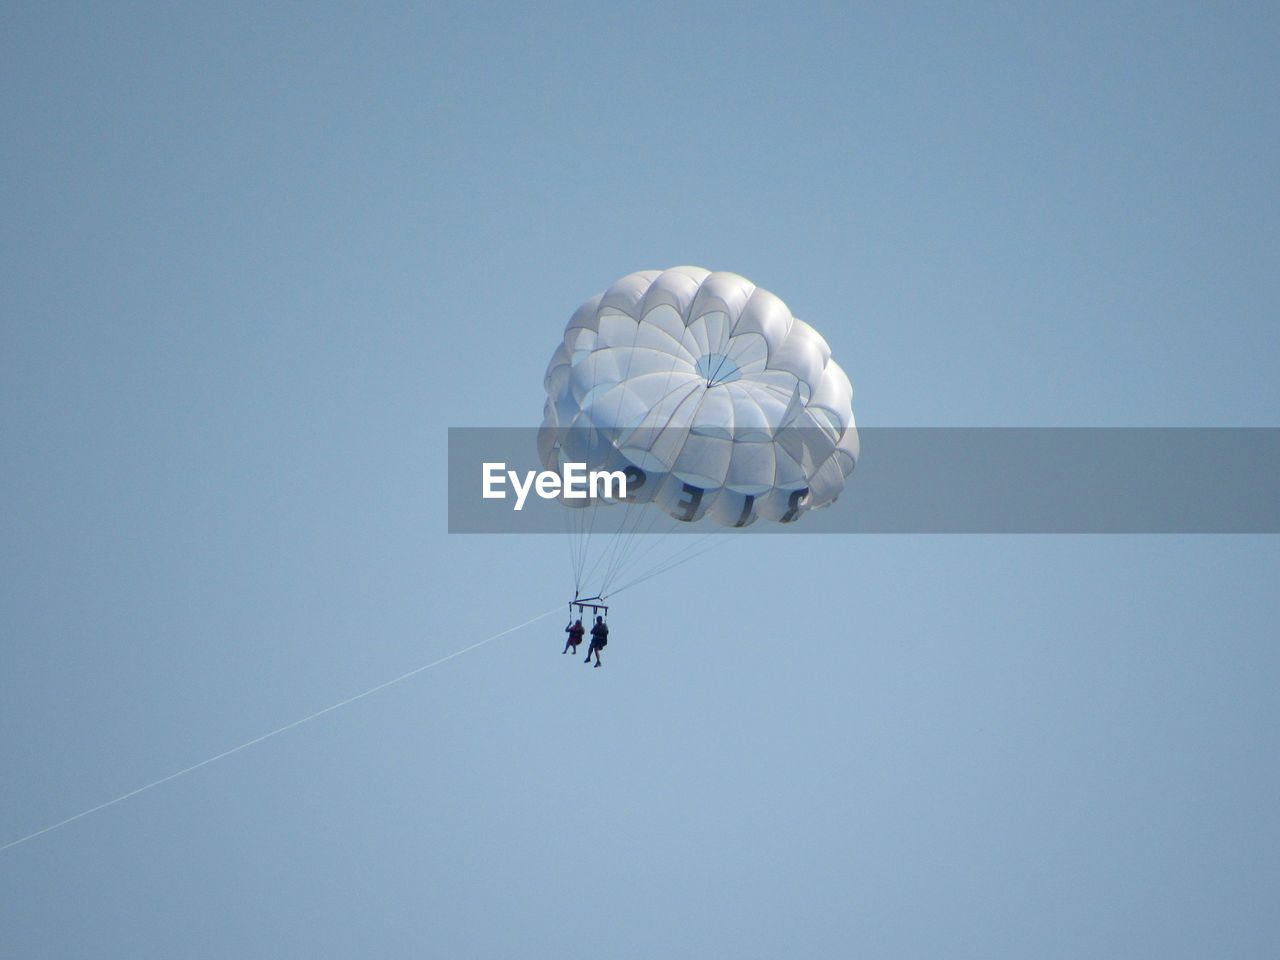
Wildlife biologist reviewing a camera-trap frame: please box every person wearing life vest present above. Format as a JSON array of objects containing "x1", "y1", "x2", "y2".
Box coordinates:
[
  {"x1": 563, "y1": 619, "x2": 585, "y2": 655},
  {"x1": 585, "y1": 615, "x2": 608, "y2": 668}
]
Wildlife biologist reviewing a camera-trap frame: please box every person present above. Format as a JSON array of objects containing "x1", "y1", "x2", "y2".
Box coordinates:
[
  {"x1": 563, "y1": 618, "x2": 584, "y2": 654},
  {"x1": 585, "y1": 615, "x2": 608, "y2": 668}
]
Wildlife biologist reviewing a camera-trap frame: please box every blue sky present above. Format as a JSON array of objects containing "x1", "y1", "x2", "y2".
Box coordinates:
[{"x1": 3, "y1": 3, "x2": 1278, "y2": 957}]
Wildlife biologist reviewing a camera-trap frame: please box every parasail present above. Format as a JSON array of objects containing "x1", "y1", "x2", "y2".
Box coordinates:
[{"x1": 539, "y1": 266, "x2": 857, "y2": 602}]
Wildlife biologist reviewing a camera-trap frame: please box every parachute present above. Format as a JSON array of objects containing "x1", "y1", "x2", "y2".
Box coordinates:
[{"x1": 540, "y1": 266, "x2": 858, "y2": 601}]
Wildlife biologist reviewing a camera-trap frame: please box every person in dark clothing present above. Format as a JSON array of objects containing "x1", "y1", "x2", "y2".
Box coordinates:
[
  {"x1": 585, "y1": 615, "x2": 608, "y2": 668},
  {"x1": 563, "y1": 618, "x2": 585, "y2": 654}
]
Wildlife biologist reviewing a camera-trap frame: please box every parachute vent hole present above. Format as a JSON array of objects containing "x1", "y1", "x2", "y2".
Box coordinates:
[{"x1": 695, "y1": 353, "x2": 742, "y2": 387}]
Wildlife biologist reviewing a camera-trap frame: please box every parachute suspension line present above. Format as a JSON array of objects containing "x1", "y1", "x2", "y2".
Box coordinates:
[
  {"x1": 581, "y1": 506, "x2": 594, "y2": 589},
  {"x1": 0, "y1": 605, "x2": 564, "y2": 855},
  {"x1": 599, "y1": 513, "x2": 681, "y2": 596},
  {"x1": 577, "y1": 515, "x2": 590, "y2": 594},
  {"x1": 591, "y1": 492, "x2": 651, "y2": 595},
  {"x1": 568, "y1": 510, "x2": 577, "y2": 594},
  {"x1": 563, "y1": 488, "x2": 589, "y2": 596},
  {"x1": 607, "y1": 535, "x2": 734, "y2": 599},
  {"x1": 576, "y1": 507, "x2": 588, "y2": 593},
  {"x1": 582, "y1": 488, "x2": 630, "y2": 593},
  {"x1": 565, "y1": 501, "x2": 584, "y2": 596},
  {"x1": 580, "y1": 518, "x2": 620, "y2": 596},
  {"x1": 580, "y1": 495, "x2": 600, "y2": 589},
  {"x1": 631, "y1": 529, "x2": 723, "y2": 585},
  {"x1": 603, "y1": 507, "x2": 652, "y2": 594},
  {"x1": 604, "y1": 520, "x2": 671, "y2": 590},
  {"x1": 597, "y1": 505, "x2": 666, "y2": 597},
  {"x1": 604, "y1": 485, "x2": 729, "y2": 595},
  {"x1": 572, "y1": 503, "x2": 588, "y2": 593},
  {"x1": 565, "y1": 512, "x2": 573, "y2": 594},
  {"x1": 581, "y1": 513, "x2": 631, "y2": 598},
  {"x1": 599, "y1": 499, "x2": 680, "y2": 597}
]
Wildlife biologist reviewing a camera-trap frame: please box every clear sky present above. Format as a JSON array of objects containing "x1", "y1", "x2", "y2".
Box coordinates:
[{"x1": 3, "y1": 3, "x2": 1278, "y2": 957}]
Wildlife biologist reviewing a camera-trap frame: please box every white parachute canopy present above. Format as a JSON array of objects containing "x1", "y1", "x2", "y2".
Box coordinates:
[{"x1": 540, "y1": 267, "x2": 857, "y2": 598}]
